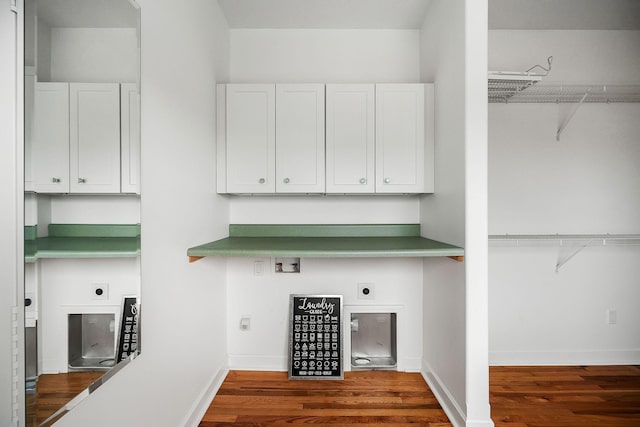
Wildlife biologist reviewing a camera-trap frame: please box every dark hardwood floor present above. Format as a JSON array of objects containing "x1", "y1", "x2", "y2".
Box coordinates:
[
  {"x1": 200, "y1": 370, "x2": 451, "y2": 426},
  {"x1": 200, "y1": 366, "x2": 640, "y2": 426},
  {"x1": 490, "y1": 365, "x2": 640, "y2": 427}
]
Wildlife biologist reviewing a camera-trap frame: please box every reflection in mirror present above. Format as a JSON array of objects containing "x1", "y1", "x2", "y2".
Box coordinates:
[{"x1": 23, "y1": 0, "x2": 141, "y2": 425}]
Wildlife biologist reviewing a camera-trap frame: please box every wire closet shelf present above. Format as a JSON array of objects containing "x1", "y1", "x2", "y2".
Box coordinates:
[{"x1": 488, "y1": 56, "x2": 640, "y2": 104}]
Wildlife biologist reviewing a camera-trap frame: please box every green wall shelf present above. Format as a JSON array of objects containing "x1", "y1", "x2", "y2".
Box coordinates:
[{"x1": 187, "y1": 224, "x2": 464, "y2": 262}]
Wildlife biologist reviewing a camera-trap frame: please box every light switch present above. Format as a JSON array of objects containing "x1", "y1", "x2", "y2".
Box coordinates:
[
  {"x1": 240, "y1": 316, "x2": 251, "y2": 331},
  {"x1": 254, "y1": 261, "x2": 264, "y2": 276}
]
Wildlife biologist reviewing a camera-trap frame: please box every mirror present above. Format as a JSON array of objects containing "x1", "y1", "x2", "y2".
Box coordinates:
[{"x1": 23, "y1": 0, "x2": 141, "y2": 425}]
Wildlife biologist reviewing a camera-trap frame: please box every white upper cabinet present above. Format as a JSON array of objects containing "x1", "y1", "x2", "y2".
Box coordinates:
[
  {"x1": 325, "y1": 84, "x2": 375, "y2": 194},
  {"x1": 24, "y1": 71, "x2": 36, "y2": 192},
  {"x1": 376, "y1": 83, "x2": 434, "y2": 194},
  {"x1": 225, "y1": 84, "x2": 276, "y2": 193},
  {"x1": 275, "y1": 84, "x2": 325, "y2": 193},
  {"x1": 120, "y1": 83, "x2": 141, "y2": 194},
  {"x1": 218, "y1": 82, "x2": 433, "y2": 195},
  {"x1": 32, "y1": 82, "x2": 127, "y2": 194},
  {"x1": 33, "y1": 82, "x2": 70, "y2": 193},
  {"x1": 69, "y1": 83, "x2": 121, "y2": 193}
]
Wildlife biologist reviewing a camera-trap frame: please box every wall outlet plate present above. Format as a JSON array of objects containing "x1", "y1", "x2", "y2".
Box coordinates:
[
  {"x1": 357, "y1": 283, "x2": 375, "y2": 300},
  {"x1": 91, "y1": 283, "x2": 109, "y2": 301}
]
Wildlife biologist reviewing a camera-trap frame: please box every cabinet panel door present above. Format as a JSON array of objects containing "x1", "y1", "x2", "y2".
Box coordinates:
[
  {"x1": 375, "y1": 84, "x2": 425, "y2": 193},
  {"x1": 226, "y1": 84, "x2": 276, "y2": 193},
  {"x1": 120, "y1": 83, "x2": 140, "y2": 194},
  {"x1": 276, "y1": 84, "x2": 325, "y2": 193},
  {"x1": 70, "y1": 83, "x2": 121, "y2": 193},
  {"x1": 25, "y1": 74, "x2": 36, "y2": 192},
  {"x1": 32, "y1": 82, "x2": 70, "y2": 193},
  {"x1": 326, "y1": 84, "x2": 375, "y2": 193}
]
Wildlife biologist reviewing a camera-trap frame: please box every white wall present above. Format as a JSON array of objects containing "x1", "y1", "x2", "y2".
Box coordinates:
[
  {"x1": 489, "y1": 244, "x2": 640, "y2": 364},
  {"x1": 55, "y1": 1, "x2": 231, "y2": 425},
  {"x1": 230, "y1": 196, "x2": 419, "y2": 224},
  {"x1": 36, "y1": 18, "x2": 51, "y2": 81},
  {"x1": 230, "y1": 29, "x2": 420, "y2": 84},
  {"x1": 227, "y1": 257, "x2": 424, "y2": 372},
  {"x1": 489, "y1": 30, "x2": 640, "y2": 85},
  {"x1": 420, "y1": 1, "x2": 492, "y2": 426},
  {"x1": 225, "y1": 28, "x2": 425, "y2": 374},
  {"x1": 488, "y1": 30, "x2": 640, "y2": 365},
  {"x1": 49, "y1": 28, "x2": 138, "y2": 83},
  {"x1": 419, "y1": 0, "x2": 467, "y2": 422},
  {"x1": 489, "y1": 103, "x2": 640, "y2": 234}
]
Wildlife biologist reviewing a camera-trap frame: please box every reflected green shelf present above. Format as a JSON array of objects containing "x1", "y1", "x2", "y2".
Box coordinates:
[{"x1": 25, "y1": 224, "x2": 141, "y2": 263}]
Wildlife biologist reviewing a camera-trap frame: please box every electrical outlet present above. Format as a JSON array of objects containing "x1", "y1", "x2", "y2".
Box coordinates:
[
  {"x1": 606, "y1": 309, "x2": 617, "y2": 325},
  {"x1": 358, "y1": 283, "x2": 375, "y2": 300},
  {"x1": 91, "y1": 283, "x2": 109, "y2": 301}
]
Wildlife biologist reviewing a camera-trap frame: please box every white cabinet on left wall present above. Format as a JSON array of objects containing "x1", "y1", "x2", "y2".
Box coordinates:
[{"x1": 32, "y1": 82, "x2": 128, "y2": 194}]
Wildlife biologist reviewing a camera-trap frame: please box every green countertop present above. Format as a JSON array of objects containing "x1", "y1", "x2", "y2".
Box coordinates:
[
  {"x1": 25, "y1": 224, "x2": 141, "y2": 263},
  {"x1": 187, "y1": 224, "x2": 464, "y2": 261}
]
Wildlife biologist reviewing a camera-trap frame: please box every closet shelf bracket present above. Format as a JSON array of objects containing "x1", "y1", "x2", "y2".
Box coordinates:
[
  {"x1": 556, "y1": 90, "x2": 589, "y2": 141},
  {"x1": 555, "y1": 238, "x2": 593, "y2": 273}
]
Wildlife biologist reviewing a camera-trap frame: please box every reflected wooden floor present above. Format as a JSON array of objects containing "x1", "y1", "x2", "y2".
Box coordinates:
[
  {"x1": 200, "y1": 366, "x2": 640, "y2": 426},
  {"x1": 27, "y1": 372, "x2": 103, "y2": 426}
]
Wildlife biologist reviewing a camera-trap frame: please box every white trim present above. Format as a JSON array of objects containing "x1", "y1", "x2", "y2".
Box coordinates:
[
  {"x1": 490, "y1": 350, "x2": 640, "y2": 366},
  {"x1": 421, "y1": 361, "x2": 465, "y2": 427},
  {"x1": 228, "y1": 355, "x2": 287, "y2": 371},
  {"x1": 401, "y1": 357, "x2": 422, "y2": 372},
  {"x1": 181, "y1": 366, "x2": 229, "y2": 427}
]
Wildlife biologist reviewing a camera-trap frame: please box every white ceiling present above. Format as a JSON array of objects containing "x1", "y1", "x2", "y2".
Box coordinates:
[
  {"x1": 219, "y1": 0, "x2": 640, "y2": 30},
  {"x1": 217, "y1": 0, "x2": 431, "y2": 29},
  {"x1": 36, "y1": 0, "x2": 138, "y2": 28},
  {"x1": 35, "y1": 0, "x2": 640, "y2": 30},
  {"x1": 489, "y1": 0, "x2": 640, "y2": 30}
]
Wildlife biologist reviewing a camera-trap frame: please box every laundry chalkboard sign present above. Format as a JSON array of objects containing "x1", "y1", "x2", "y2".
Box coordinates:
[
  {"x1": 116, "y1": 296, "x2": 139, "y2": 362},
  {"x1": 288, "y1": 295, "x2": 343, "y2": 380}
]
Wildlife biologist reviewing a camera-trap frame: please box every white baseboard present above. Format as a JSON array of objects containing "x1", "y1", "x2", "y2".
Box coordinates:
[
  {"x1": 420, "y1": 361, "x2": 494, "y2": 427},
  {"x1": 228, "y1": 355, "x2": 287, "y2": 371},
  {"x1": 182, "y1": 366, "x2": 229, "y2": 427},
  {"x1": 230, "y1": 354, "x2": 423, "y2": 373},
  {"x1": 490, "y1": 349, "x2": 640, "y2": 366},
  {"x1": 420, "y1": 361, "x2": 466, "y2": 427}
]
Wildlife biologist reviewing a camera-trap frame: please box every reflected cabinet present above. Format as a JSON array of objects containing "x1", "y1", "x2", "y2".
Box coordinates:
[{"x1": 31, "y1": 82, "x2": 140, "y2": 194}]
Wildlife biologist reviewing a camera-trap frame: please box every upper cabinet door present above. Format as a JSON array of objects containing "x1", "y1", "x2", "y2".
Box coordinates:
[
  {"x1": 375, "y1": 84, "x2": 429, "y2": 194},
  {"x1": 275, "y1": 84, "x2": 325, "y2": 193},
  {"x1": 69, "y1": 83, "x2": 121, "y2": 193},
  {"x1": 24, "y1": 73, "x2": 36, "y2": 192},
  {"x1": 120, "y1": 83, "x2": 140, "y2": 194},
  {"x1": 32, "y1": 82, "x2": 70, "y2": 193},
  {"x1": 226, "y1": 84, "x2": 276, "y2": 193},
  {"x1": 326, "y1": 84, "x2": 375, "y2": 194}
]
